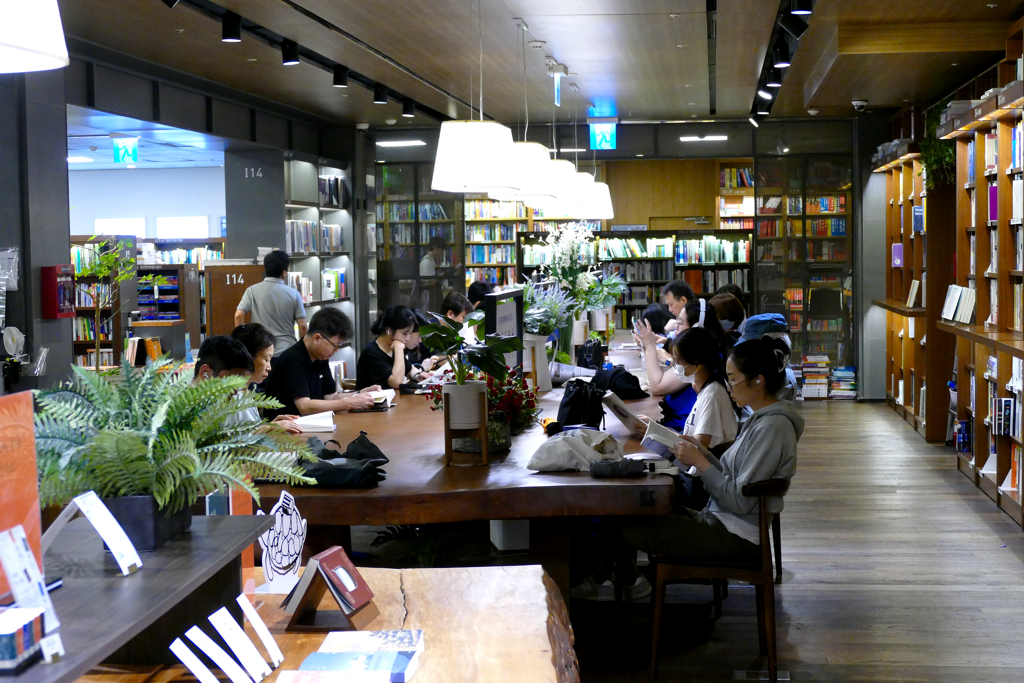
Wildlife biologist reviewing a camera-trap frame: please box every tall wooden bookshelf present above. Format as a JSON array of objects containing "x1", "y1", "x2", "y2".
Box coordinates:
[
  {"x1": 934, "y1": 21, "x2": 1024, "y2": 525},
  {"x1": 464, "y1": 197, "x2": 528, "y2": 288},
  {"x1": 872, "y1": 143, "x2": 955, "y2": 442}
]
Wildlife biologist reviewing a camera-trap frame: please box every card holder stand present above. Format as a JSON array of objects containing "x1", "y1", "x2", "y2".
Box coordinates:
[
  {"x1": 442, "y1": 391, "x2": 489, "y2": 465},
  {"x1": 285, "y1": 568, "x2": 380, "y2": 633}
]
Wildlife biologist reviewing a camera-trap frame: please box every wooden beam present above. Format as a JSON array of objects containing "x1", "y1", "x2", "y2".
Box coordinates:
[{"x1": 836, "y1": 22, "x2": 1011, "y2": 55}]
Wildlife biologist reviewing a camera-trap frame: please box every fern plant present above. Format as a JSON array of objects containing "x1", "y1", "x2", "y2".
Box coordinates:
[{"x1": 34, "y1": 358, "x2": 317, "y2": 512}]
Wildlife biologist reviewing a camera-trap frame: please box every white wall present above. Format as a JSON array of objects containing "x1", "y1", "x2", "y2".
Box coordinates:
[{"x1": 68, "y1": 167, "x2": 225, "y2": 237}]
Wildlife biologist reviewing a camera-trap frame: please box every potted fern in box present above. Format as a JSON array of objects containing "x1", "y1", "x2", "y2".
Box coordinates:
[{"x1": 34, "y1": 359, "x2": 316, "y2": 550}]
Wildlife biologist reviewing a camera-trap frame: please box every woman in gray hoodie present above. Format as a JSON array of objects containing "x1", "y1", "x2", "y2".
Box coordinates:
[{"x1": 572, "y1": 337, "x2": 802, "y2": 601}]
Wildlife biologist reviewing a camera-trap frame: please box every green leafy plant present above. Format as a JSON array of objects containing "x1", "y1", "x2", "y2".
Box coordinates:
[
  {"x1": 583, "y1": 273, "x2": 627, "y2": 312},
  {"x1": 522, "y1": 281, "x2": 575, "y2": 336},
  {"x1": 424, "y1": 367, "x2": 540, "y2": 435},
  {"x1": 418, "y1": 315, "x2": 523, "y2": 384},
  {"x1": 73, "y1": 237, "x2": 168, "y2": 371},
  {"x1": 34, "y1": 358, "x2": 316, "y2": 512},
  {"x1": 920, "y1": 102, "x2": 956, "y2": 190}
]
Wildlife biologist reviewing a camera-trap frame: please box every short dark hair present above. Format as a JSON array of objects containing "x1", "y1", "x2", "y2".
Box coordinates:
[
  {"x1": 441, "y1": 291, "x2": 473, "y2": 317},
  {"x1": 715, "y1": 283, "x2": 744, "y2": 300},
  {"x1": 264, "y1": 250, "x2": 290, "y2": 278},
  {"x1": 642, "y1": 303, "x2": 673, "y2": 335},
  {"x1": 427, "y1": 235, "x2": 447, "y2": 251},
  {"x1": 661, "y1": 280, "x2": 695, "y2": 303},
  {"x1": 370, "y1": 305, "x2": 417, "y2": 336},
  {"x1": 231, "y1": 323, "x2": 275, "y2": 358},
  {"x1": 194, "y1": 335, "x2": 254, "y2": 378},
  {"x1": 411, "y1": 308, "x2": 432, "y2": 330},
  {"x1": 467, "y1": 281, "x2": 495, "y2": 306},
  {"x1": 729, "y1": 336, "x2": 789, "y2": 394},
  {"x1": 307, "y1": 307, "x2": 353, "y2": 341}
]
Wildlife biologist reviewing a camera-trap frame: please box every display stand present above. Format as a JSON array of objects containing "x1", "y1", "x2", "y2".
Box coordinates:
[
  {"x1": 284, "y1": 567, "x2": 380, "y2": 633},
  {"x1": 443, "y1": 392, "x2": 489, "y2": 465}
]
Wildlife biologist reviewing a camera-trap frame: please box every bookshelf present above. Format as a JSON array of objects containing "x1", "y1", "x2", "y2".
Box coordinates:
[
  {"x1": 717, "y1": 159, "x2": 756, "y2": 231},
  {"x1": 753, "y1": 156, "x2": 854, "y2": 398},
  {"x1": 464, "y1": 197, "x2": 529, "y2": 287},
  {"x1": 872, "y1": 142, "x2": 956, "y2": 441},
  {"x1": 137, "y1": 237, "x2": 225, "y2": 270},
  {"x1": 933, "y1": 23, "x2": 1024, "y2": 525},
  {"x1": 375, "y1": 162, "x2": 463, "y2": 312},
  {"x1": 70, "y1": 235, "x2": 136, "y2": 369},
  {"x1": 136, "y1": 263, "x2": 201, "y2": 360}
]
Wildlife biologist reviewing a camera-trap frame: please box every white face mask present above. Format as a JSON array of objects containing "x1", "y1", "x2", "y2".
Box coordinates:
[{"x1": 673, "y1": 364, "x2": 696, "y2": 384}]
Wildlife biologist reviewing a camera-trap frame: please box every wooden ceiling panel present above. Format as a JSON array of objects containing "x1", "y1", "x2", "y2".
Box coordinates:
[
  {"x1": 715, "y1": 0, "x2": 781, "y2": 117},
  {"x1": 772, "y1": 0, "x2": 1024, "y2": 117},
  {"x1": 503, "y1": 0, "x2": 705, "y2": 15}
]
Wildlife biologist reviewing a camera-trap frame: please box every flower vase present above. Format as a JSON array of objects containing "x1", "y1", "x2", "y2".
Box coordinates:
[{"x1": 557, "y1": 322, "x2": 574, "y2": 359}]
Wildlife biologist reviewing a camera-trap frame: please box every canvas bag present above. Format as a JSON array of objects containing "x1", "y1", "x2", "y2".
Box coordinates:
[{"x1": 526, "y1": 429, "x2": 624, "y2": 472}]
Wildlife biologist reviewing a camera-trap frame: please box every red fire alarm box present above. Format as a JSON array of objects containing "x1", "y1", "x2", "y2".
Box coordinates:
[{"x1": 41, "y1": 265, "x2": 77, "y2": 319}]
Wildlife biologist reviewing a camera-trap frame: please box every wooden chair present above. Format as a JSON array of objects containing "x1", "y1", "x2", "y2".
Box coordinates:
[{"x1": 648, "y1": 478, "x2": 790, "y2": 682}]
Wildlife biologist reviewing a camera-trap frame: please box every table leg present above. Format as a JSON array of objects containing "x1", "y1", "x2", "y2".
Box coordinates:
[{"x1": 529, "y1": 518, "x2": 572, "y2": 602}]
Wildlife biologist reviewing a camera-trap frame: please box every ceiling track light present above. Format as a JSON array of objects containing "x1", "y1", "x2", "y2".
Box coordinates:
[
  {"x1": 749, "y1": 113, "x2": 763, "y2": 128},
  {"x1": 779, "y1": 13, "x2": 808, "y2": 39},
  {"x1": 333, "y1": 65, "x2": 349, "y2": 87},
  {"x1": 402, "y1": 99, "x2": 416, "y2": 117},
  {"x1": 373, "y1": 83, "x2": 388, "y2": 104},
  {"x1": 773, "y1": 39, "x2": 791, "y2": 68},
  {"x1": 766, "y1": 67, "x2": 783, "y2": 88},
  {"x1": 791, "y1": 0, "x2": 813, "y2": 15},
  {"x1": 757, "y1": 89, "x2": 773, "y2": 100},
  {"x1": 281, "y1": 39, "x2": 299, "y2": 66},
  {"x1": 221, "y1": 11, "x2": 241, "y2": 43}
]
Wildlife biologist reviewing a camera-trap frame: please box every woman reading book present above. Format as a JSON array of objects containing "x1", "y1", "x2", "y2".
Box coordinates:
[
  {"x1": 228, "y1": 323, "x2": 304, "y2": 434},
  {"x1": 357, "y1": 306, "x2": 429, "y2": 391},
  {"x1": 572, "y1": 337, "x2": 802, "y2": 601}
]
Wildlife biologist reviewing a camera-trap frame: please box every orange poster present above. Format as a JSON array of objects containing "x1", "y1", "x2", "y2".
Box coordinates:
[{"x1": 0, "y1": 392, "x2": 43, "y2": 598}]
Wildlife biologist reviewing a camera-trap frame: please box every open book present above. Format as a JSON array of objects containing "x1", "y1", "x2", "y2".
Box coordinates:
[
  {"x1": 602, "y1": 392, "x2": 646, "y2": 434},
  {"x1": 294, "y1": 411, "x2": 336, "y2": 432},
  {"x1": 639, "y1": 420, "x2": 682, "y2": 459},
  {"x1": 369, "y1": 389, "x2": 396, "y2": 407}
]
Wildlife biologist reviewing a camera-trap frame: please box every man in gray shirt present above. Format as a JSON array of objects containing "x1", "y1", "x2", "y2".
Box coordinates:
[{"x1": 234, "y1": 250, "x2": 308, "y2": 357}]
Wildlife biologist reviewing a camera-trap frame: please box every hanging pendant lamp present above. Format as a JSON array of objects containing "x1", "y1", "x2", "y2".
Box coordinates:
[
  {"x1": 537, "y1": 159, "x2": 579, "y2": 217},
  {"x1": 562, "y1": 172, "x2": 595, "y2": 219},
  {"x1": 587, "y1": 182, "x2": 614, "y2": 220},
  {"x1": 432, "y1": 120, "x2": 519, "y2": 193},
  {"x1": 488, "y1": 142, "x2": 557, "y2": 205},
  {"x1": 0, "y1": 0, "x2": 69, "y2": 74}
]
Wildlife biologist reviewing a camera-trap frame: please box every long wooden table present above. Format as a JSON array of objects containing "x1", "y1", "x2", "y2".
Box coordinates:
[
  {"x1": 78, "y1": 565, "x2": 578, "y2": 683},
  {"x1": 258, "y1": 348, "x2": 672, "y2": 598}
]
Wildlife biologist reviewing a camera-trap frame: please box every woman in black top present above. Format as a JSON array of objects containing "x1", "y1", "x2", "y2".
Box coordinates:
[{"x1": 356, "y1": 306, "x2": 419, "y2": 390}]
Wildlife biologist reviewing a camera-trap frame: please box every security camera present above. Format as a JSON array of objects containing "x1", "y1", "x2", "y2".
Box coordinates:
[
  {"x1": 356, "y1": 122, "x2": 370, "y2": 131},
  {"x1": 852, "y1": 100, "x2": 868, "y2": 112}
]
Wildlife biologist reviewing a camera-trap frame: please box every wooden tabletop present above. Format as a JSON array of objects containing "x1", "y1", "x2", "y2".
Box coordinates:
[
  {"x1": 77, "y1": 565, "x2": 579, "y2": 683},
  {"x1": 258, "y1": 355, "x2": 672, "y2": 526}
]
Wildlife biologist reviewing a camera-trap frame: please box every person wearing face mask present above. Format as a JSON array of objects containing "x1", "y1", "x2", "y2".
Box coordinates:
[
  {"x1": 709, "y1": 293, "x2": 745, "y2": 347},
  {"x1": 357, "y1": 305, "x2": 420, "y2": 390},
  {"x1": 229, "y1": 323, "x2": 304, "y2": 434}
]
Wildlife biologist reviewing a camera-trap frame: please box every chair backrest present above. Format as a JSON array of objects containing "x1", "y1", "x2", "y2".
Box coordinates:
[
  {"x1": 742, "y1": 478, "x2": 790, "y2": 558},
  {"x1": 709, "y1": 441, "x2": 734, "y2": 458}
]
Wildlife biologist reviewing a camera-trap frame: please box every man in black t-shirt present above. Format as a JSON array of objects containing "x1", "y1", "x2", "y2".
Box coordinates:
[{"x1": 264, "y1": 308, "x2": 381, "y2": 417}]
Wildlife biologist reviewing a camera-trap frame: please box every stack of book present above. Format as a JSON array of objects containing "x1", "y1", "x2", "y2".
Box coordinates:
[
  {"x1": 0, "y1": 607, "x2": 45, "y2": 674},
  {"x1": 286, "y1": 220, "x2": 320, "y2": 254},
  {"x1": 74, "y1": 349, "x2": 115, "y2": 368},
  {"x1": 321, "y1": 268, "x2": 347, "y2": 300},
  {"x1": 720, "y1": 167, "x2": 754, "y2": 189},
  {"x1": 802, "y1": 354, "x2": 831, "y2": 399},
  {"x1": 940, "y1": 285, "x2": 977, "y2": 323},
  {"x1": 287, "y1": 272, "x2": 314, "y2": 303},
  {"x1": 279, "y1": 630, "x2": 424, "y2": 683},
  {"x1": 831, "y1": 366, "x2": 857, "y2": 399},
  {"x1": 955, "y1": 419, "x2": 973, "y2": 454},
  {"x1": 318, "y1": 175, "x2": 344, "y2": 206},
  {"x1": 320, "y1": 223, "x2": 344, "y2": 252}
]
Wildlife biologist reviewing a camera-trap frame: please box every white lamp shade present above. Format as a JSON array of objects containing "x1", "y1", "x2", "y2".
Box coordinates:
[
  {"x1": 488, "y1": 142, "x2": 558, "y2": 206},
  {"x1": 431, "y1": 120, "x2": 520, "y2": 193},
  {"x1": 0, "y1": 0, "x2": 69, "y2": 74},
  {"x1": 532, "y1": 159, "x2": 578, "y2": 217},
  {"x1": 563, "y1": 172, "x2": 595, "y2": 219}
]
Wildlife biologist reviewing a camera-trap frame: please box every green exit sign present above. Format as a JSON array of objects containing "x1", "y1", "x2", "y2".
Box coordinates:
[{"x1": 112, "y1": 138, "x2": 138, "y2": 163}]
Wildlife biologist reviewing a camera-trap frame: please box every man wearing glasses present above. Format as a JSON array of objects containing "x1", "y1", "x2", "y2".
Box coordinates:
[{"x1": 264, "y1": 307, "x2": 380, "y2": 416}]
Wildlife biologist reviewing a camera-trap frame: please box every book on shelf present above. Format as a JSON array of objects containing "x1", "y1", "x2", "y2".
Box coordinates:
[
  {"x1": 912, "y1": 205, "x2": 924, "y2": 233},
  {"x1": 318, "y1": 175, "x2": 345, "y2": 206},
  {"x1": 321, "y1": 268, "x2": 347, "y2": 300},
  {"x1": 464, "y1": 198, "x2": 525, "y2": 220},
  {"x1": 969, "y1": 234, "x2": 977, "y2": 275},
  {"x1": 921, "y1": 272, "x2": 927, "y2": 308},
  {"x1": 675, "y1": 236, "x2": 750, "y2": 265},
  {"x1": 720, "y1": 167, "x2": 753, "y2": 189},
  {"x1": 968, "y1": 138, "x2": 976, "y2": 184},
  {"x1": 756, "y1": 195, "x2": 783, "y2": 215},
  {"x1": 989, "y1": 184, "x2": 998, "y2": 223},
  {"x1": 287, "y1": 273, "x2": 314, "y2": 304},
  {"x1": 891, "y1": 243, "x2": 903, "y2": 267},
  {"x1": 906, "y1": 279, "x2": 920, "y2": 308},
  {"x1": 986, "y1": 280, "x2": 998, "y2": 326},
  {"x1": 984, "y1": 132, "x2": 998, "y2": 172},
  {"x1": 805, "y1": 195, "x2": 847, "y2": 214}
]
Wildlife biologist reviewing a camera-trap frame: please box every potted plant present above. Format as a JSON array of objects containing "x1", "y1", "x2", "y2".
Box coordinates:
[
  {"x1": 522, "y1": 282, "x2": 575, "y2": 391},
  {"x1": 584, "y1": 273, "x2": 627, "y2": 337},
  {"x1": 535, "y1": 222, "x2": 598, "y2": 356},
  {"x1": 34, "y1": 359, "x2": 316, "y2": 550},
  {"x1": 418, "y1": 316, "x2": 523, "y2": 430},
  {"x1": 424, "y1": 367, "x2": 540, "y2": 451}
]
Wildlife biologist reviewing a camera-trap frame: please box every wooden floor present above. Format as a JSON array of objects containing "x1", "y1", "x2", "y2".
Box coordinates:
[{"x1": 575, "y1": 400, "x2": 1024, "y2": 682}]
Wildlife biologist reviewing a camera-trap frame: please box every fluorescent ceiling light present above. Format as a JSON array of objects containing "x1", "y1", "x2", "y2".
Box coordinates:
[
  {"x1": 67, "y1": 156, "x2": 93, "y2": 163},
  {"x1": 679, "y1": 136, "x2": 728, "y2": 142},
  {"x1": 376, "y1": 140, "x2": 427, "y2": 147},
  {"x1": 0, "y1": 0, "x2": 69, "y2": 74},
  {"x1": 757, "y1": 90, "x2": 773, "y2": 100},
  {"x1": 550, "y1": 148, "x2": 587, "y2": 153}
]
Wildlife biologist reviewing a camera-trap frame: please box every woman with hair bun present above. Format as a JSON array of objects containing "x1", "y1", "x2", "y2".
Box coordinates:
[{"x1": 356, "y1": 305, "x2": 419, "y2": 390}]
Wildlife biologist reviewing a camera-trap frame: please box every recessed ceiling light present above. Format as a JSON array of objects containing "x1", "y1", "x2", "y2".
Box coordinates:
[
  {"x1": 688, "y1": 102, "x2": 695, "y2": 105},
  {"x1": 636, "y1": 153, "x2": 644, "y2": 157},
  {"x1": 680, "y1": 136, "x2": 728, "y2": 142},
  {"x1": 127, "y1": 164, "x2": 136, "y2": 169},
  {"x1": 670, "y1": 14, "x2": 679, "y2": 18},
  {"x1": 685, "y1": 84, "x2": 691, "y2": 88},
  {"x1": 677, "y1": 44, "x2": 687, "y2": 48},
  {"x1": 560, "y1": 148, "x2": 587, "y2": 153},
  {"x1": 175, "y1": 28, "x2": 185, "y2": 33},
  {"x1": 67, "y1": 156, "x2": 93, "y2": 163},
  {"x1": 951, "y1": 62, "x2": 959, "y2": 66},
  {"x1": 987, "y1": 3, "x2": 998, "y2": 7},
  {"x1": 782, "y1": 147, "x2": 790, "y2": 153},
  {"x1": 376, "y1": 140, "x2": 426, "y2": 147},
  {"x1": 247, "y1": 57, "x2": 257, "y2": 62}
]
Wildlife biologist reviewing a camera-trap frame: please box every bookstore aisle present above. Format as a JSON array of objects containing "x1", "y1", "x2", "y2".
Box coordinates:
[{"x1": 554, "y1": 401, "x2": 1024, "y2": 682}]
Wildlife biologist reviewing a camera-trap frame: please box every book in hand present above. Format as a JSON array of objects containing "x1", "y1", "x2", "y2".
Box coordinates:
[
  {"x1": 352, "y1": 389, "x2": 397, "y2": 412},
  {"x1": 293, "y1": 411, "x2": 336, "y2": 432},
  {"x1": 639, "y1": 420, "x2": 683, "y2": 460},
  {"x1": 602, "y1": 392, "x2": 647, "y2": 435},
  {"x1": 282, "y1": 545, "x2": 374, "y2": 616}
]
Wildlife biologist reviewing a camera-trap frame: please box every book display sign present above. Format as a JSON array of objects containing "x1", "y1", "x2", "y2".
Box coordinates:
[
  {"x1": 281, "y1": 546, "x2": 379, "y2": 632},
  {"x1": 0, "y1": 392, "x2": 43, "y2": 602},
  {"x1": 40, "y1": 491, "x2": 143, "y2": 576}
]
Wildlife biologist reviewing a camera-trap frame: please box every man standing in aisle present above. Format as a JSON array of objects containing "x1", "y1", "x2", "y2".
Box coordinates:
[
  {"x1": 234, "y1": 250, "x2": 308, "y2": 358},
  {"x1": 418, "y1": 235, "x2": 447, "y2": 278},
  {"x1": 264, "y1": 307, "x2": 380, "y2": 416}
]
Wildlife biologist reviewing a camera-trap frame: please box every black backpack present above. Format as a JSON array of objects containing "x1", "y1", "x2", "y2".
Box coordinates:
[
  {"x1": 575, "y1": 338, "x2": 606, "y2": 370},
  {"x1": 592, "y1": 365, "x2": 649, "y2": 400},
  {"x1": 556, "y1": 378, "x2": 606, "y2": 429}
]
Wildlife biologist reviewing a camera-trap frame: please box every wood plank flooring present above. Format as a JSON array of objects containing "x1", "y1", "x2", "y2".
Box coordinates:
[{"x1": 578, "y1": 401, "x2": 1024, "y2": 682}]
